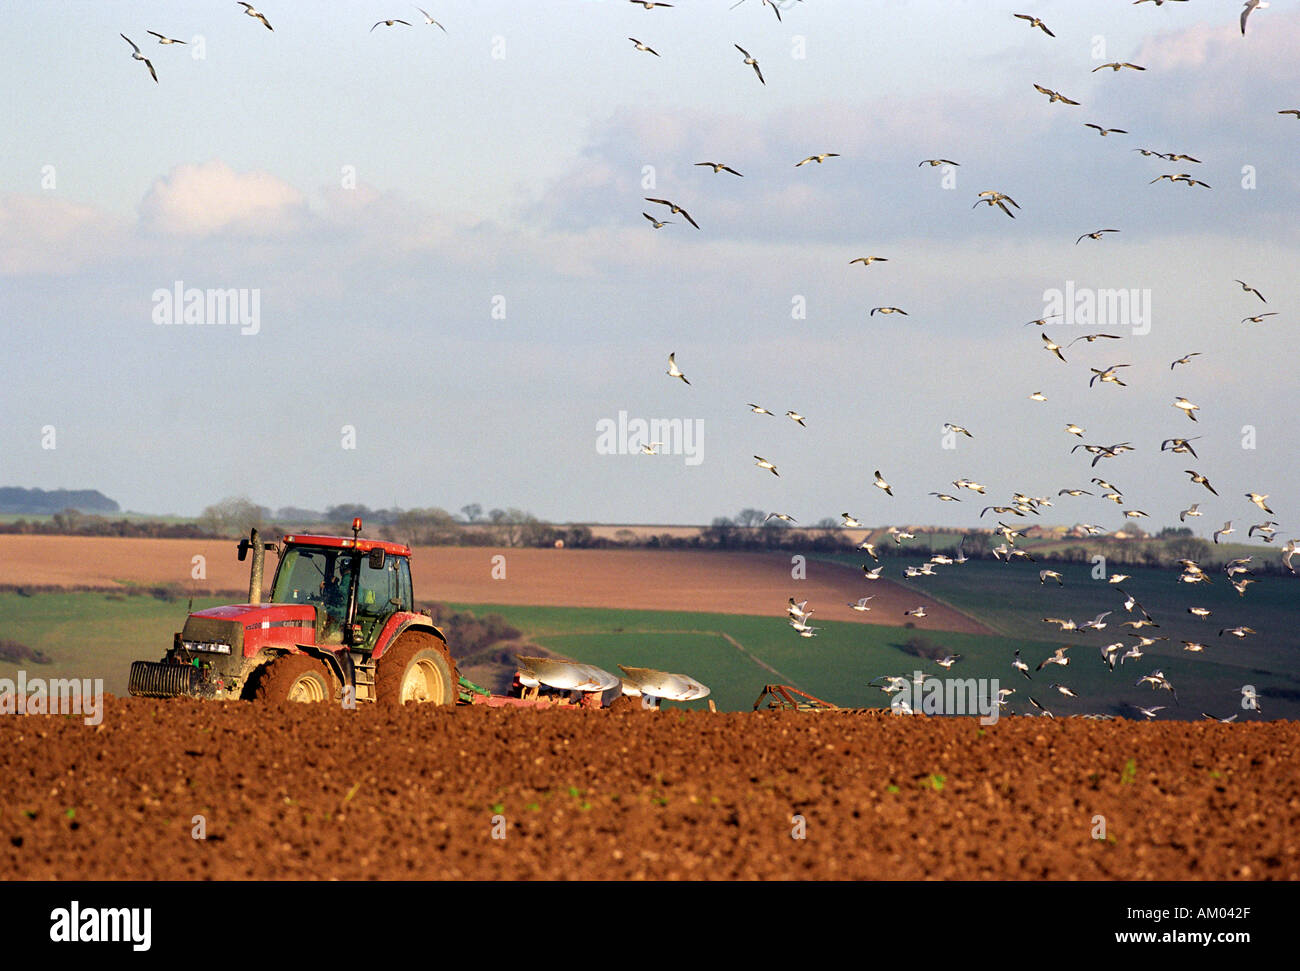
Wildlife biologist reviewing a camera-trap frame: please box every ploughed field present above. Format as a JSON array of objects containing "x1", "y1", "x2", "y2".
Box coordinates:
[{"x1": 2, "y1": 697, "x2": 1296, "y2": 880}]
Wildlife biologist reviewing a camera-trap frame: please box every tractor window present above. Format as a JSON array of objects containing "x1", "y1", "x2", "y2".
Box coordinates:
[
  {"x1": 272, "y1": 549, "x2": 332, "y2": 605},
  {"x1": 357, "y1": 553, "x2": 400, "y2": 618},
  {"x1": 397, "y1": 558, "x2": 413, "y2": 612}
]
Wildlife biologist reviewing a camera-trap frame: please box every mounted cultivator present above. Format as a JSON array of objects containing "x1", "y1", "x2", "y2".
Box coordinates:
[{"x1": 128, "y1": 522, "x2": 710, "y2": 711}]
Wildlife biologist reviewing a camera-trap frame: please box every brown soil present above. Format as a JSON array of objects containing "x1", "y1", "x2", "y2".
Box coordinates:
[
  {"x1": 2, "y1": 698, "x2": 1295, "y2": 880},
  {"x1": 0, "y1": 538, "x2": 990, "y2": 634}
]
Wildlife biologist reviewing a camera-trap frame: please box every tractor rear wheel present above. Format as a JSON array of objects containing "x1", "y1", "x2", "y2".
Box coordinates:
[
  {"x1": 376, "y1": 631, "x2": 458, "y2": 706},
  {"x1": 252, "y1": 654, "x2": 336, "y2": 704}
]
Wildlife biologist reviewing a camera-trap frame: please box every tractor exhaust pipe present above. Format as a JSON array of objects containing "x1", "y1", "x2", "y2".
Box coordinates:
[{"x1": 248, "y1": 527, "x2": 264, "y2": 606}]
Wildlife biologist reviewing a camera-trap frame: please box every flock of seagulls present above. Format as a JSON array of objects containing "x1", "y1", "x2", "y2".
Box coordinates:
[{"x1": 633, "y1": 6, "x2": 1291, "y2": 720}]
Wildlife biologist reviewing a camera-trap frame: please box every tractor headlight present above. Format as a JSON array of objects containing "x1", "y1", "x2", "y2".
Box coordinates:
[{"x1": 183, "y1": 641, "x2": 232, "y2": 655}]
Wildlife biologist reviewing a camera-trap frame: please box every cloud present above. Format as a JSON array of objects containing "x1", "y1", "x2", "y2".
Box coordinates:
[
  {"x1": 0, "y1": 194, "x2": 124, "y2": 275},
  {"x1": 138, "y1": 160, "x2": 309, "y2": 238}
]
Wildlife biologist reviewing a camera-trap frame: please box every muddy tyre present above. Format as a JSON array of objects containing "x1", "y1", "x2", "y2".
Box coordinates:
[
  {"x1": 376, "y1": 631, "x2": 458, "y2": 706},
  {"x1": 252, "y1": 654, "x2": 336, "y2": 704}
]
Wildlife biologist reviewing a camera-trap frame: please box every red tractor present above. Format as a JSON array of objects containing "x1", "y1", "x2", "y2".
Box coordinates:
[{"x1": 128, "y1": 520, "x2": 458, "y2": 706}]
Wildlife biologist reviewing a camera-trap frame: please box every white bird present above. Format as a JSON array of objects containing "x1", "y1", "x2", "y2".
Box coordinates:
[
  {"x1": 873, "y1": 470, "x2": 893, "y2": 496},
  {"x1": 666, "y1": 352, "x2": 689, "y2": 384},
  {"x1": 628, "y1": 37, "x2": 660, "y2": 56},
  {"x1": 1012, "y1": 650, "x2": 1031, "y2": 680},
  {"x1": 146, "y1": 31, "x2": 186, "y2": 45},
  {"x1": 903, "y1": 606, "x2": 928, "y2": 618},
  {"x1": 796, "y1": 153, "x2": 840, "y2": 167},
  {"x1": 1173, "y1": 397, "x2": 1199, "y2": 421},
  {"x1": 1246, "y1": 492, "x2": 1273, "y2": 514},
  {"x1": 862, "y1": 564, "x2": 884, "y2": 580},
  {"x1": 1241, "y1": 0, "x2": 1269, "y2": 35},
  {"x1": 696, "y1": 161, "x2": 743, "y2": 177},
  {"x1": 1235, "y1": 279, "x2": 1266, "y2": 302},
  {"x1": 735, "y1": 45, "x2": 764, "y2": 84},
  {"x1": 936, "y1": 654, "x2": 961, "y2": 669},
  {"x1": 1033, "y1": 83, "x2": 1080, "y2": 105},
  {"x1": 371, "y1": 18, "x2": 412, "y2": 30},
  {"x1": 848, "y1": 597, "x2": 874, "y2": 612},
  {"x1": 415, "y1": 7, "x2": 447, "y2": 31},
  {"x1": 120, "y1": 34, "x2": 158, "y2": 83},
  {"x1": 237, "y1": 2, "x2": 274, "y2": 30},
  {"x1": 1039, "y1": 570, "x2": 1063, "y2": 585},
  {"x1": 754, "y1": 455, "x2": 778, "y2": 476},
  {"x1": 1013, "y1": 13, "x2": 1054, "y2": 36},
  {"x1": 786, "y1": 411, "x2": 806, "y2": 426},
  {"x1": 764, "y1": 511, "x2": 795, "y2": 524}
]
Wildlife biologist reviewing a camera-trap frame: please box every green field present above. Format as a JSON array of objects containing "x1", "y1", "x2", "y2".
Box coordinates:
[{"x1": 3, "y1": 586, "x2": 1296, "y2": 719}]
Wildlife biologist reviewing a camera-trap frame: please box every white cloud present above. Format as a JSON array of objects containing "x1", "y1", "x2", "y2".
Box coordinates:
[
  {"x1": 138, "y1": 160, "x2": 309, "y2": 238},
  {"x1": 0, "y1": 194, "x2": 124, "y2": 275}
]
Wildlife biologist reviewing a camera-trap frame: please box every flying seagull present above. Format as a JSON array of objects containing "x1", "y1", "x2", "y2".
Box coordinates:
[
  {"x1": 695, "y1": 161, "x2": 742, "y2": 176},
  {"x1": 796, "y1": 153, "x2": 840, "y2": 166},
  {"x1": 146, "y1": 31, "x2": 186, "y2": 45},
  {"x1": 1077, "y1": 229, "x2": 1120, "y2": 244},
  {"x1": 1235, "y1": 279, "x2": 1266, "y2": 302},
  {"x1": 754, "y1": 456, "x2": 778, "y2": 476},
  {"x1": 415, "y1": 7, "x2": 447, "y2": 30},
  {"x1": 643, "y1": 212, "x2": 672, "y2": 229},
  {"x1": 1241, "y1": 0, "x2": 1269, "y2": 36},
  {"x1": 1092, "y1": 62, "x2": 1146, "y2": 72},
  {"x1": 371, "y1": 19, "x2": 412, "y2": 30},
  {"x1": 850, "y1": 256, "x2": 888, "y2": 266},
  {"x1": 735, "y1": 45, "x2": 764, "y2": 84},
  {"x1": 120, "y1": 34, "x2": 158, "y2": 83},
  {"x1": 1085, "y1": 124, "x2": 1128, "y2": 136},
  {"x1": 628, "y1": 37, "x2": 660, "y2": 56},
  {"x1": 1033, "y1": 83, "x2": 1080, "y2": 105},
  {"x1": 1013, "y1": 14, "x2": 1055, "y2": 36},
  {"x1": 237, "y1": 3, "x2": 273, "y2": 30},
  {"x1": 666, "y1": 352, "x2": 689, "y2": 384}
]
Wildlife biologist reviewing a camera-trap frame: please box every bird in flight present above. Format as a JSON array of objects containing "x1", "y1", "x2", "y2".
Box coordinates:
[
  {"x1": 643, "y1": 212, "x2": 672, "y2": 229},
  {"x1": 695, "y1": 161, "x2": 742, "y2": 177},
  {"x1": 870, "y1": 306, "x2": 908, "y2": 317},
  {"x1": 918, "y1": 158, "x2": 960, "y2": 167},
  {"x1": 1170, "y1": 352, "x2": 1202, "y2": 369},
  {"x1": 371, "y1": 19, "x2": 412, "y2": 30},
  {"x1": 1041, "y1": 333, "x2": 1067, "y2": 362},
  {"x1": 628, "y1": 38, "x2": 660, "y2": 56},
  {"x1": 1185, "y1": 470, "x2": 1218, "y2": 495},
  {"x1": 1085, "y1": 124, "x2": 1128, "y2": 136},
  {"x1": 754, "y1": 456, "x2": 779, "y2": 476},
  {"x1": 120, "y1": 34, "x2": 158, "y2": 83},
  {"x1": 1077, "y1": 229, "x2": 1120, "y2": 244},
  {"x1": 796, "y1": 153, "x2": 840, "y2": 166},
  {"x1": 1246, "y1": 492, "x2": 1274, "y2": 514},
  {"x1": 1235, "y1": 279, "x2": 1266, "y2": 302},
  {"x1": 237, "y1": 3, "x2": 274, "y2": 30},
  {"x1": 645, "y1": 198, "x2": 699, "y2": 229},
  {"x1": 146, "y1": 31, "x2": 186, "y2": 45},
  {"x1": 785, "y1": 411, "x2": 806, "y2": 427},
  {"x1": 415, "y1": 7, "x2": 447, "y2": 31},
  {"x1": 1241, "y1": 0, "x2": 1269, "y2": 36},
  {"x1": 1092, "y1": 62, "x2": 1146, "y2": 72},
  {"x1": 850, "y1": 256, "x2": 888, "y2": 266},
  {"x1": 1013, "y1": 14, "x2": 1055, "y2": 36},
  {"x1": 1033, "y1": 83, "x2": 1080, "y2": 105},
  {"x1": 747, "y1": 404, "x2": 774, "y2": 415},
  {"x1": 1280, "y1": 109, "x2": 1300, "y2": 119},
  {"x1": 1242, "y1": 313, "x2": 1278, "y2": 323},
  {"x1": 666, "y1": 352, "x2": 689, "y2": 384},
  {"x1": 873, "y1": 470, "x2": 893, "y2": 496},
  {"x1": 1173, "y1": 396, "x2": 1199, "y2": 421},
  {"x1": 1089, "y1": 364, "x2": 1131, "y2": 387},
  {"x1": 735, "y1": 45, "x2": 764, "y2": 84},
  {"x1": 630, "y1": 0, "x2": 675, "y2": 7}
]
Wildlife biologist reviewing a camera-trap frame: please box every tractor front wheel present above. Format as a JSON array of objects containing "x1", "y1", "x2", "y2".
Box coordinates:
[
  {"x1": 376, "y1": 632, "x2": 458, "y2": 706},
  {"x1": 252, "y1": 654, "x2": 336, "y2": 704}
]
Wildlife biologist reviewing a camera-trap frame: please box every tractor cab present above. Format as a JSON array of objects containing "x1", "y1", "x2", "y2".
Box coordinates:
[{"x1": 270, "y1": 532, "x2": 414, "y2": 652}]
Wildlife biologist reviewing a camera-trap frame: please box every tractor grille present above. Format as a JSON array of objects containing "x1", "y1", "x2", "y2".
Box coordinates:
[{"x1": 128, "y1": 661, "x2": 202, "y2": 698}]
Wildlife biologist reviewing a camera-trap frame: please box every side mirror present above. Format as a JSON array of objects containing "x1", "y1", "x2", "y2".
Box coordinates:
[{"x1": 368, "y1": 548, "x2": 386, "y2": 570}]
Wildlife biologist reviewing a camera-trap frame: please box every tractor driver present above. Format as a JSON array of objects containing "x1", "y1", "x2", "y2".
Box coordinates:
[{"x1": 319, "y1": 557, "x2": 352, "y2": 642}]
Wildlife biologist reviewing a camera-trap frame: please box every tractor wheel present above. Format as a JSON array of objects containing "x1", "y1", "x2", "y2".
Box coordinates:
[
  {"x1": 375, "y1": 631, "x2": 458, "y2": 707},
  {"x1": 252, "y1": 654, "x2": 336, "y2": 704}
]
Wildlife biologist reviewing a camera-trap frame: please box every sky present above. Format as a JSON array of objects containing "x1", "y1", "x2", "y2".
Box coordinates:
[{"x1": 2, "y1": 0, "x2": 1298, "y2": 543}]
